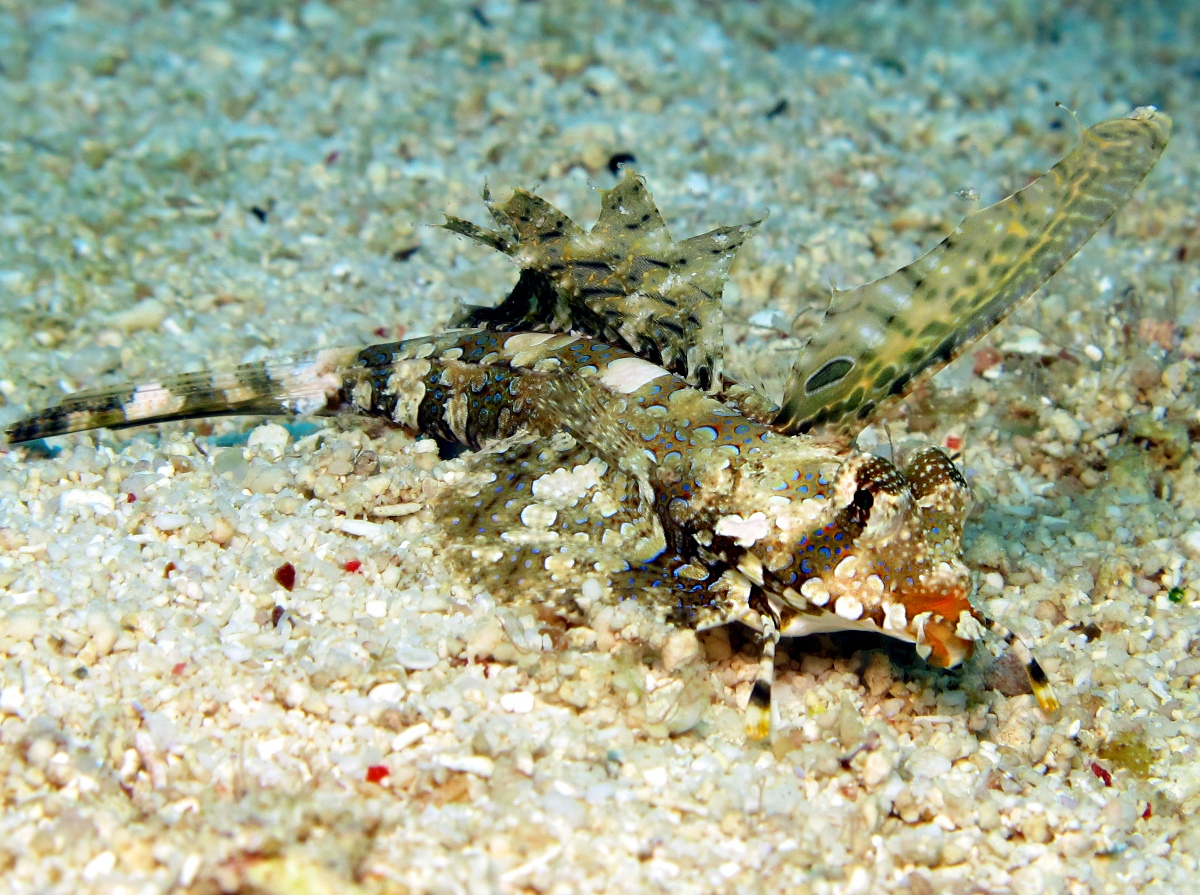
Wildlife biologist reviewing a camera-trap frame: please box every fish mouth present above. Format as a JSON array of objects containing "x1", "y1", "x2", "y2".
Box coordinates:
[{"x1": 918, "y1": 615, "x2": 975, "y2": 668}]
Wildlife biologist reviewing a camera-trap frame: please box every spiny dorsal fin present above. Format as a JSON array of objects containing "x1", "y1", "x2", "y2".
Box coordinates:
[
  {"x1": 443, "y1": 170, "x2": 759, "y2": 391},
  {"x1": 774, "y1": 108, "x2": 1171, "y2": 437}
]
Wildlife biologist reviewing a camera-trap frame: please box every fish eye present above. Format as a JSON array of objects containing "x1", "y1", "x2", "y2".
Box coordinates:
[
  {"x1": 852, "y1": 488, "x2": 874, "y2": 512},
  {"x1": 834, "y1": 455, "x2": 908, "y2": 540}
]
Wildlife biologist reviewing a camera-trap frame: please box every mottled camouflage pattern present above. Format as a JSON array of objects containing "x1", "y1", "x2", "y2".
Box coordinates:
[{"x1": 6, "y1": 109, "x2": 1171, "y2": 737}]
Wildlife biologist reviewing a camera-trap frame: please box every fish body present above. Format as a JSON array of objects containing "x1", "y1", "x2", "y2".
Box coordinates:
[{"x1": 5, "y1": 109, "x2": 1172, "y2": 736}]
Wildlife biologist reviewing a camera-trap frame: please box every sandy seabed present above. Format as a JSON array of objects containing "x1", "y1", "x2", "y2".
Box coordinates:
[{"x1": 1, "y1": 2, "x2": 1199, "y2": 893}]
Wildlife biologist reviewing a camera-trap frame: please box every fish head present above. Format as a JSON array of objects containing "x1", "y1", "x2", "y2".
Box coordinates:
[{"x1": 720, "y1": 442, "x2": 980, "y2": 667}]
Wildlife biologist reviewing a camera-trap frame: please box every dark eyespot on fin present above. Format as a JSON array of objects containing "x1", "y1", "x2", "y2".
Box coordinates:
[
  {"x1": 774, "y1": 108, "x2": 1171, "y2": 437},
  {"x1": 805, "y1": 357, "x2": 854, "y2": 394}
]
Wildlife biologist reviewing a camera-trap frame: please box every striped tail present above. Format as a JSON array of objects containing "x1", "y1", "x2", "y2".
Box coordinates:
[{"x1": 4, "y1": 347, "x2": 364, "y2": 445}]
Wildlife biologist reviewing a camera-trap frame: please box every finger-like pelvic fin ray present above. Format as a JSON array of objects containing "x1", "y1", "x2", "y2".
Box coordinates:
[{"x1": 775, "y1": 107, "x2": 1172, "y2": 437}]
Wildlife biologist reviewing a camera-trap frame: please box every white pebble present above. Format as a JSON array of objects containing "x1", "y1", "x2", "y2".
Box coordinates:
[
  {"x1": 642, "y1": 766, "x2": 668, "y2": 788},
  {"x1": 2, "y1": 609, "x2": 41, "y2": 641},
  {"x1": 365, "y1": 599, "x2": 388, "y2": 619},
  {"x1": 861, "y1": 750, "x2": 895, "y2": 787},
  {"x1": 368, "y1": 682, "x2": 405, "y2": 703},
  {"x1": 283, "y1": 681, "x2": 310, "y2": 709},
  {"x1": 152, "y1": 512, "x2": 190, "y2": 532},
  {"x1": 1046, "y1": 409, "x2": 1081, "y2": 445},
  {"x1": 435, "y1": 754, "x2": 494, "y2": 777},
  {"x1": 0, "y1": 686, "x2": 24, "y2": 714},
  {"x1": 58, "y1": 488, "x2": 116, "y2": 514},
  {"x1": 246, "y1": 422, "x2": 291, "y2": 456},
  {"x1": 179, "y1": 855, "x2": 202, "y2": 887},
  {"x1": 905, "y1": 749, "x2": 952, "y2": 779},
  {"x1": 394, "y1": 645, "x2": 438, "y2": 670},
  {"x1": 891, "y1": 824, "x2": 945, "y2": 867},
  {"x1": 222, "y1": 644, "x2": 252, "y2": 663},
  {"x1": 1084, "y1": 343, "x2": 1104, "y2": 362},
  {"x1": 500, "y1": 691, "x2": 534, "y2": 714},
  {"x1": 339, "y1": 518, "x2": 385, "y2": 540},
  {"x1": 390, "y1": 722, "x2": 430, "y2": 752},
  {"x1": 108, "y1": 298, "x2": 166, "y2": 333},
  {"x1": 86, "y1": 610, "x2": 118, "y2": 657},
  {"x1": 661, "y1": 629, "x2": 700, "y2": 672},
  {"x1": 82, "y1": 851, "x2": 116, "y2": 881},
  {"x1": 256, "y1": 737, "x2": 285, "y2": 760}
]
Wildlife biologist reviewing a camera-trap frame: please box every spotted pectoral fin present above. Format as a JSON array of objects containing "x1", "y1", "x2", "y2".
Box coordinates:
[
  {"x1": 431, "y1": 433, "x2": 659, "y2": 608},
  {"x1": 775, "y1": 108, "x2": 1171, "y2": 437},
  {"x1": 444, "y1": 170, "x2": 759, "y2": 390},
  {"x1": 4, "y1": 347, "x2": 364, "y2": 444},
  {"x1": 429, "y1": 431, "x2": 746, "y2": 631}
]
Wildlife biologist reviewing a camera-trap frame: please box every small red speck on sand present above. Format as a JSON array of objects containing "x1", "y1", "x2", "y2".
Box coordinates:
[
  {"x1": 944, "y1": 435, "x2": 963, "y2": 453},
  {"x1": 373, "y1": 325, "x2": 406, "y2": 340},
  {"x1": 1142, "y1": 803, "x2": 1152, "y2": 820},
  {"x1": 365, "y1": 765, "x2": 390, "y2": 784},
  {"x1": 344, "y1": 560, "x2": 362, "y2": 573},
  {"x1": 127, "y1": 492, "x2": 137, "y2": 503},
  {"x1": 172, "y1": 662, "x2": 187, "y2": 675},
  {"x1": 1091, "y1": 762, "x2": 1112, "y2": 787},
  {"x1": 274, "y1": 562, "x2": 296, "y2": 591},
  {"x1": 972, "y1": 346, "x2": 1002, "y2": 376},
  {"x1": 324, "y1": 150, "x2": 340, "y2": 166}
]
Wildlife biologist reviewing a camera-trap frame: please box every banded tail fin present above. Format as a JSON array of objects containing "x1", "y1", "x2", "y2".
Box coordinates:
[
  {"x1": 5, "y1": 347, "x2": 362, "y2": 444},
  {"x1": 775, "y1": 107, "x2": 1171, "y2": 437}
]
